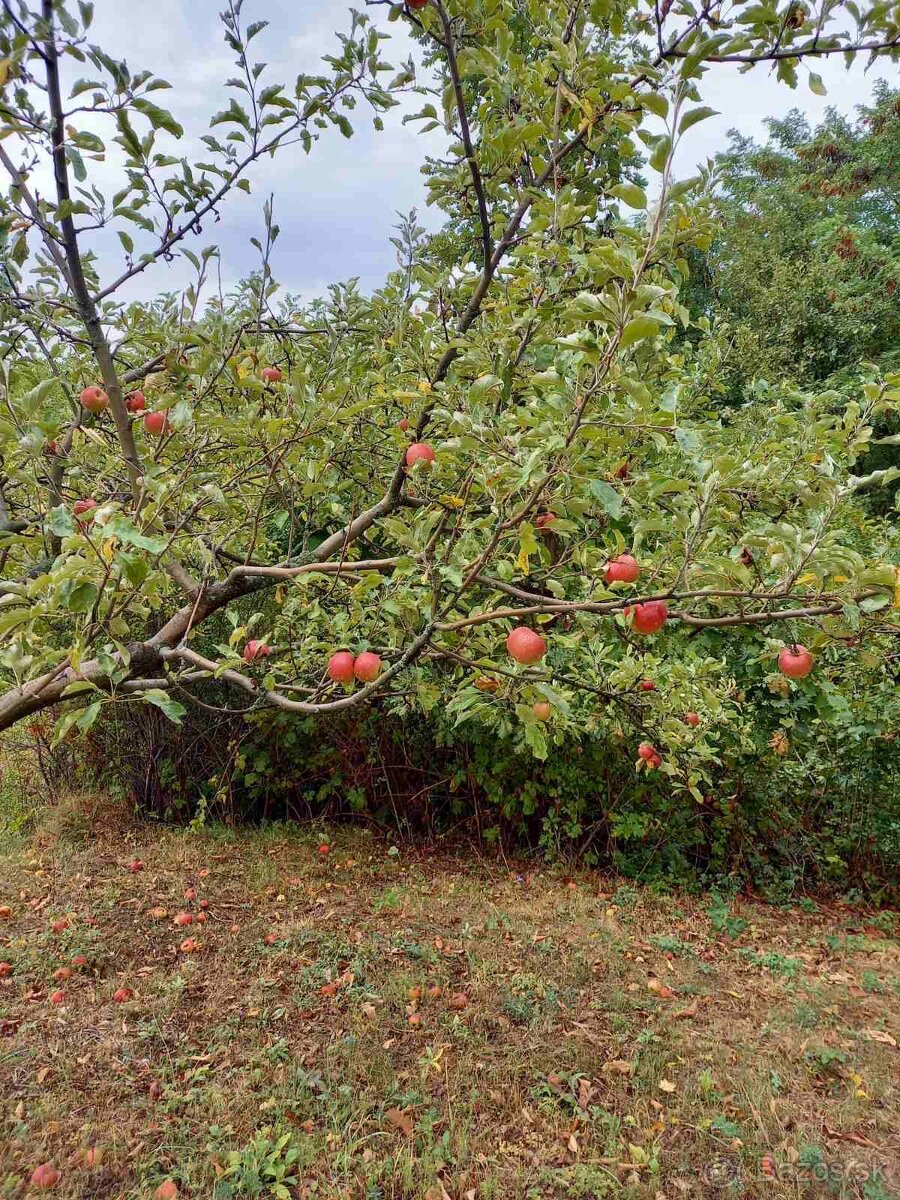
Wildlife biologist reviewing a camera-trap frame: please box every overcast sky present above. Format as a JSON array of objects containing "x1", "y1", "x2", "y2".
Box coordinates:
[{"x1": 81, "y1": 1, "x2": 889, "y2": 307}]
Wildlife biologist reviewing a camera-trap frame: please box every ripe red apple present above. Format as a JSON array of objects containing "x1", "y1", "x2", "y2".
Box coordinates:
[
  {"x1": 604, "y1": 554, "x2": 639, "y2": 584},
  {"x1": 154, "y1": 1182, "x2": 179, "y2": 1200},
  {"x1": 53, "y1": 967, "x2": 72, "y2": 983},
  {"x1": 649, "y1": 751, "x2": 661, "y2": 768},
  {"x1": 318, "y1": 843, "x2": 331, "y2": 856},
  {"x1": 125, "y1": 390, "x2": 147, "y2": 413},
  {"x1": 71, "y1": 955, "x2": 88, "y2": 969},
  {"x1": 397, "y1": 418, "x2": 410, "y2": 431},
  {"x1": 46, "y1": 439, "x2": 61, "y2": 455},
  {"x1": 184, "y1": 887, "x2": 196, "y2": 902},
  {"x1": 143, "y1": 410, "x2": 170, "y2": 437},
  {"x1": 199, "y1": 899, "x2": 209, "y2": 910},
  {"x1": 50, "y1": 989, "x2": 66, "y2": 1005},
  {"x1": 638, "y1": 680, "x2": 656, "y2": 692},
  {"x1": 405, "y1": 442, "x2": 435, "y2": 468},
  {"x1": 778, "y1": 644, "x2": 814, "y2": 679},
  {"x1": 194, "y1": 910, "x2": 207, "y2": 924},
  {"x1": 0, "y1": 961, "x2": 12, "y2": 977},
  {"x1": 0, "y1": 905, "x2": 11, "y2": 920},
  {"x1": 354, "y1": 651, "x2": 382, "y2": 682},
  {"x1": 263, "y1": 932, "x2": 278, "y2": 946},
  {"x1": 73, "y1": 499, "x2": 98, "y2": 518},
  {"x1": 173, "y1": 912, "x2": 193, "y2": 927},
  {"x1": 535, "y1": 512, "x2": 557, "y2": 529},
  {"x1": 179, "y1": 937, "x2": 200, "y2": 953},
  {"x1": 243, "y1": 640, "x2": 271, "y2": 664},
  {"x1": 127, "y1": 859, "x2": 143, "y2": 873},
  {"x1": 261, "y1": 366, "x2": 283, "y2": 384},
  {"x1": 685, "y1": 712, "x2": 700, "y2": 727},
  {"x1": 79, "y1": 386, "x2": 108, "y2": 413},
  {"x1": 51, "y1": 918, "x2": 69, "y2": 934},
  {"x1": 327, "y1": 651, "x2": 356, "y2": 683},
  {"x1": 532, "y1": 701, "x2": 551, "y2": 721},
  {"x1": 631, "y1": 601, "x2": 668, "y2": 635},
  {"x1": 30, "y1": 1163, "x2": 61, "y2": 1189},
  {"x1": 638, "y1": 742, "x2": 656, "y2": 761},
  {"x1": 506, "y1": 626, "x2": 547, "y2": 664},
  {"x1": 112, "y1": 986, "x2": 133, "y2": 1003},
  {"x1": 407, "y1": 0, "x2": 428, "y2": 8}
]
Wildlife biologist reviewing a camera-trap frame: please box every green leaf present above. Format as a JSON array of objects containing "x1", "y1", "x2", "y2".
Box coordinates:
[
  {"x1": 620, "y1": 315, "x2": 660, "y2": 349},
  {"x1": 678, "y1": 106, "x2": 718, "y2": 135},
  {"x1": 142, "y1": 689, "x2": 187, "y2": 723},
  {"x1": 610, "y1": 182, "x2": 647, "y2": 209},
  {"x1": 589, "y1": 479, "x2": 623, "y2": 519},
  {"x1": 49, "y1": 506, "x2": 76, "y2": 538},
  {"x1": 66, "y1": 581, "x2": 99, "y2": 614},
  {"x1": 808, "y1": 72, "x2": 826, "y2": 96}
]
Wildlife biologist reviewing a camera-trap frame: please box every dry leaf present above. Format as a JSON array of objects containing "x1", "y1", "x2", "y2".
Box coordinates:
[
  {"x1": 674, "y1": 999, "x2": 699, "y2": 1019},
  {"x1": 603, "y1": 1059, "x2": 634, "y2": 1075},
  {"x1": 658, "y1": 1078, "x2": 677, "y2": 1093},
  {"x1": 385, "y1": 1106, "x2": 414, "y2": 1137},
  {"x1": 863, "y1": 1029, "x2": 897, "y2": 1047}
]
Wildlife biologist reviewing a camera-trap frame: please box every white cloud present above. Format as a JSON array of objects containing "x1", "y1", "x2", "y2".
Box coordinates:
[{"x1": 62, "y1": 3, "x2": 892, "y2": 306}]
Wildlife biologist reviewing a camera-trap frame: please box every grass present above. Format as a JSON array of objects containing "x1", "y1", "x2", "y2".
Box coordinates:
[{"x1": 0, "y1": 795, "x2": 898, "y2": 1199}]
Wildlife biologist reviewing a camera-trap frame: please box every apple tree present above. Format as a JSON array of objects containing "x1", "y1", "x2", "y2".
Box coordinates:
[{"x1": 0, "y1": 0, "x2": 898, "y2": 802}]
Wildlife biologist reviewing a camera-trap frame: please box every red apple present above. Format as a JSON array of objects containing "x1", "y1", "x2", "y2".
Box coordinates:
[
  {"x1": 649, "y1": 751, "x2": 661, "y2": 768},
  {"x1": 354, "y1": 651, "x2": 382, "y2": 682},
  {"x1": 71, "y1": 955, "x2": 88, "y2": 969},
  {"x1": 51, "y1": 918, "x2": 69, "y2": 934},
  {"x1": 638, "y1": 742, "x2": 656, "y2": 761},
  {"x1": 46, "y1": 440, "x2": 61, "y2": 455},
  {"x1": 243, "y1": 640, "x2": 271, "y2": 664},
  {"x1": 318, "y1": 843, "x2": 331, "y2": 856},
  {"x1": 0, "y1": 962, "x2": 12, "y2": 977},
  {"x1": 73, "y1": 499, "x2": 98, "y2": 518},
  {"x1": 112, "y1": 986, "x2": 133, "y2": 1003},
  {"x1": 535, "y1": 512, "x2": 557, "y2": 529},
  {"x1": 53, "y1": 967, "x2": 72, "y2": 983},
  {"x1": 30, "y1": 1164, "x2": 61, "y2": 1190},
  {"x1": 638, "y1": 680, "x2": 656, "y2": 692},
  {"x1": 532, "y1": 701, "x2": 551, "y2": 721},
  {"x1": 631, "y1": 601, "x2": 668, "y2": 635},
  {"x1": 397, "y1": 417, "x2": 410, "y2": 431},
  {"x1": 49, "y1": 989, "x2": 66, "y2": 1005},
  {"x1": 405, "y1": 442, "x2": 436, "y2": 468},
  {"x1": 0, "y1": 905, "x2": 11, "y2": 920},
  {"x1": 183, "y1": 887, "x2": 196, "y2": 902},
  {"x1": 179, "y1": 937, "x2": 200, "y2": 953},
  {"x1": 407, "y1": 0, "x2": 428, "y2": 7},
  {"x1": 127, "y1": 859, "x2": 143, "y2": 873},
  {"x1": 173, "y1": 912, "x2": 193, "y2": 927},
  {"x1": 154, "y1": 1183, "x2": 179, "y2": 1200},
  {"x1": 685, "y1": 712, "x2": 700, "y2": 727},
  {"x1": 195, "y1": 910, "x2": 207, "y2": 924},
  {"x1": 778, "y1": 644, "x2": 814, "y2": 679},
  {"x1": 506, "y1": 626, "x2": 547, "y2": 664},
  {"x1": 79, "y1": 386, "x2": 108, "y2": 413},
  {"x1": 604, "y1": 554, "x2": 639, "y2": 584},
  {"x1": 261, "y1": 366, "x2": 283, "y2": 384},
  {"x1": 125, "y1": 390, "x2": 147, "y2": 413},
  {"x1": 143, "y1": 410, "x2": 170, "y2": 437},
  {"x1": 327, "y1": 651, "x2": 356, "y2": 683}
]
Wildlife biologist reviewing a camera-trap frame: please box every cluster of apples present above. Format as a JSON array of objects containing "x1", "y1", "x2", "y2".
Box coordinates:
[
  {"x1": 327, "y1": 650, "x2": 382, "y2": 683},
  {"x1": 79, "y1": 385, "x2": 170, "y2": 437}
]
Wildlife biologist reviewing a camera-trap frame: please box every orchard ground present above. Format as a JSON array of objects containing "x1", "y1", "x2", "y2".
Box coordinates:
[{"x1": 0, "y1": 796, "x2": 898, "y2": 1200}]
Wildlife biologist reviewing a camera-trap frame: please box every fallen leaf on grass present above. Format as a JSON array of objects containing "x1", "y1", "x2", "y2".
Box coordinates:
[
  {"x1": 862, "y1": 1029, "x2": 896, "y2": 1047},
  {"x1": 602, "y1": 1060, "x2": 634, "y2": 1075},
  {"x1": 385, "y1": 1106, "x2": 414, "y2": 1137},
  {"x1": 658, "y1": 1079, "x2": 677, "y2": 1093},
  {"x1": 674, "y1": 999, "x2": 700, "y2": 1019}
]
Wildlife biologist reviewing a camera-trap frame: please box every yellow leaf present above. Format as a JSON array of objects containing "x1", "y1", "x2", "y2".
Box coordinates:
[
  {"x1": 417, "y1": 380, "x2": 432, "y2": 395},
  {"x1": 796, "y1": 571, "x2": 818, "y2": 585},
  {"x1": 0, "y1": 59, "x2": 10, "y2": 88},
  {"x1": 659, "y1": 1078, "x2": 677, "y2": 1093},
  {"x1": 101, "y1": 538, "x2": 117, "y2": 563},
  {"x1": 894, "y1": 567, "x2": 900, "y2": 609}
]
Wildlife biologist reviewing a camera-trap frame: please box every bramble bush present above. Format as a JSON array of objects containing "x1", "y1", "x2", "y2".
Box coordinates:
[{"x1": 0, "y1": 0, "x2": 898, "y2": 894}]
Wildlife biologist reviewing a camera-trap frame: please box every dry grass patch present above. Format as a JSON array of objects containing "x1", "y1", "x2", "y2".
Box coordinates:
[{"x1": 0, "y1": 809, "x2": 897, "y2": 1199}]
